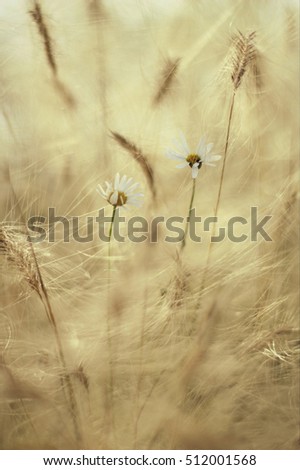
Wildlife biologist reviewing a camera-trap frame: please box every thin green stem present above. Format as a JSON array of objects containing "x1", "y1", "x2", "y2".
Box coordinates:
[
  {"x1": 108, "y1": 205, "x2": 117, "y2": 252},
  {"x1": 181, "y1": 178, "x2": 196, "y2": 251},
  {"x1": 106, "y1": 205, "x2": 117, "y2": 442}
]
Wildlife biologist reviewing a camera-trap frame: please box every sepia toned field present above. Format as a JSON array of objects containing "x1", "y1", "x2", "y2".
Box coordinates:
[{"x1": 0, "y1": 0, "x2": 299, "y2": 450}]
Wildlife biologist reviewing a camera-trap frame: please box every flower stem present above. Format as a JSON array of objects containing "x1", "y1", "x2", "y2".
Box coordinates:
[
  {"x1": 181, "y1": 178, "x2": 196, "y2": 251},
  {"x1": 108, "y1": 205, "x2": 117, "y2": 252},
  {"x1": 106, "y1": 205, "x2": 117, "y2": 442}
]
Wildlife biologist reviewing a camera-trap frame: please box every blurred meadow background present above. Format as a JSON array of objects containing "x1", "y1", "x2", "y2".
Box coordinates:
[{"x1": 0, "y1": 0, "x2": 299, "y2": 450}]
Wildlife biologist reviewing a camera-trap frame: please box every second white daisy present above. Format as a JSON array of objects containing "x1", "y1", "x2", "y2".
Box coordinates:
[
  {"x1": 97, "y1": 173, "x2": 143, "y2": 209},
  {"x1": 166, "y1": 132, "x2": 222, "y2": 178}
]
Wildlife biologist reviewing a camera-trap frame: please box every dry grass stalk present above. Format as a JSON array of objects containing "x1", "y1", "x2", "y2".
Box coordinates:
[
  {"x1": 3, "y1": 178, "x2": 83, "y2": 446},
  {"x1": 54, "y1": 79, "x2": 76, "y2": 108},
  {"x1": 72, "y1": 364, "x2": 90, "y2": 393},
  {"x1": 0, "y1": 225, "x2": 41, "y2": 294},
  {"x1": 29, "y1": 2, "x2": 76, "y2": 107},
  {"x1": 153, "y1": 57, "x2": 180, "y2": 104},
  {"x1": 0, "y1": 223, "x2": 83, "y2": 445},
  {"x1": 198, "y1": 31, "x2": 257, "y2": 298},
  {"x1": 231, "y1": 31, "x2": 256, "y2": 90},
  {"x1": 110, "y1": 131, "x2": 156, "y2": 200},
  {"x1": 29, "y1": 1, "x2": 57, "y2": 76}
]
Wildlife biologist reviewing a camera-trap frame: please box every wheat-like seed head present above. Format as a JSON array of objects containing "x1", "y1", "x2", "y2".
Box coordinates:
[
  {"x1": 0, "y1": 225, "x2": 41, "y2": 294},
  {"x1": 231, "y1": 31, "x2": 256, "y2": 90},
  {"x1": 29, "y1": 1, "x2": 57, "y2": 75},
  {"x1": 110, "y1": 131, "x2": 156, "y2": 200},
  {"x1": 153, "y1": 57, "x2": 180, "y2": 104}
]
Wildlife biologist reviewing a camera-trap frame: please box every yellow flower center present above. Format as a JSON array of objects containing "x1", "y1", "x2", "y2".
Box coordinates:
[
  {"x1": 110, "y1": 191, "x2": 127, "y2": 206},
  {"x1": 186, "y1": 153, "x2": 202, "y2": 168}
]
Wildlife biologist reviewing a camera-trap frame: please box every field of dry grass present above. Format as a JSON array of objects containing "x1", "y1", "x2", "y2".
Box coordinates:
[{"x1": 0, "y1": 0, "x2": 299, "y2": 450}]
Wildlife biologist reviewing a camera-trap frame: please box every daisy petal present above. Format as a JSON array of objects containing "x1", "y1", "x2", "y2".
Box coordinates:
[
  {"x1": 114, "y1": 173, "x2": 120, "y2": 190},
  {"x1": 122, "y1": 177, "x2": 134, "y2": 191},
  {"x1": 109, "y1": 190, "x2": 118, "y2": 205},
  {"x1": 166, "y1": 149, "x2": 186, "y2": 161},
  {"x1": 206, "y1": 143, "x2": 214, "y2": 153},
  {"x1": 126, "y1": 182, "x2": 140, "y2": 194},
  {"x1": 192, "y1": 165, "x2": 199, "y2": 178},
  {"x1": 167, "y1": 133, "x2": 221, "y2": 175},
  {"x1": 204, "y1": 154, "x2": 222, "y2": 163},
  {"x1": 96, "y1": 184, "x2": 106, "y2": 198},
  {"x1": 178, "y1": 131, "x2": 190, "y2": 154},
  {"x1": 176, "y1": 162, "x2": 189, "y2": 168},
  {"x1": 197, "y1": 136, "x2": 206, "y2": 156},
  {"x1": 118, "y1": 174, "x2": 128, "y2": 191},
  {"x1": 97, "y1": 173, "x2": 143, "y2": 209}
]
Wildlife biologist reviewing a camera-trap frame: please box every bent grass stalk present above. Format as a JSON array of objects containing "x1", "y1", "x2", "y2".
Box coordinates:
[
  {"x1": 7, "y1": 180, "x2": 83, "y2": 446},
  {"x1": 0, "y1": 228, "x2": 83, "y2": 445},
  {"x1": 110, "y1": 132, "x2": 156, "y2": 201}
]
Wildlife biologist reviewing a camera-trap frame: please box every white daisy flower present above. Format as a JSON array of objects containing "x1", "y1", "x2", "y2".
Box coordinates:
[
  {"x1": 166, "y1": 132, "x2": 222, "y2": 179},
  {"x1": 96, "y1": 173, "x2": 143, "y2": 209}
]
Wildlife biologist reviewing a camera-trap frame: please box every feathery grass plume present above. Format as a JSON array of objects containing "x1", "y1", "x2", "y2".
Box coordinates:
[
  {"x1": 29, "y1": 1, "x2": 57, "y2": 76},
  {"x1": 231, "y1": 31, "x2": 256, "y2": 91},
  {"x1": 223, "y1": 30, "x2": 256, "y2": 162},
  {"x1": 29, "y1": 1, "x2": 75, "y2": 107},
  {"x1": 153, "y1": 57, "x2": 180, "y2": 105},
  {"x1": 198, "y1": 31, "x2": 256, "y2": 299},
  {"x1": 0, "y1": 225, "x2": 40, "y2": 294},
  {"x1": 0, "y1": 225, "x2": 83, "y2": 446},
  {"x1": 251, "y1": 50, "x2": 263, "y2": 92},
  {"x1": 4, "y1": 180, "x2": 83, "y2": 446},
  {"x1": 110, "y1": 131, "x2": 156, "y2": 200}
]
